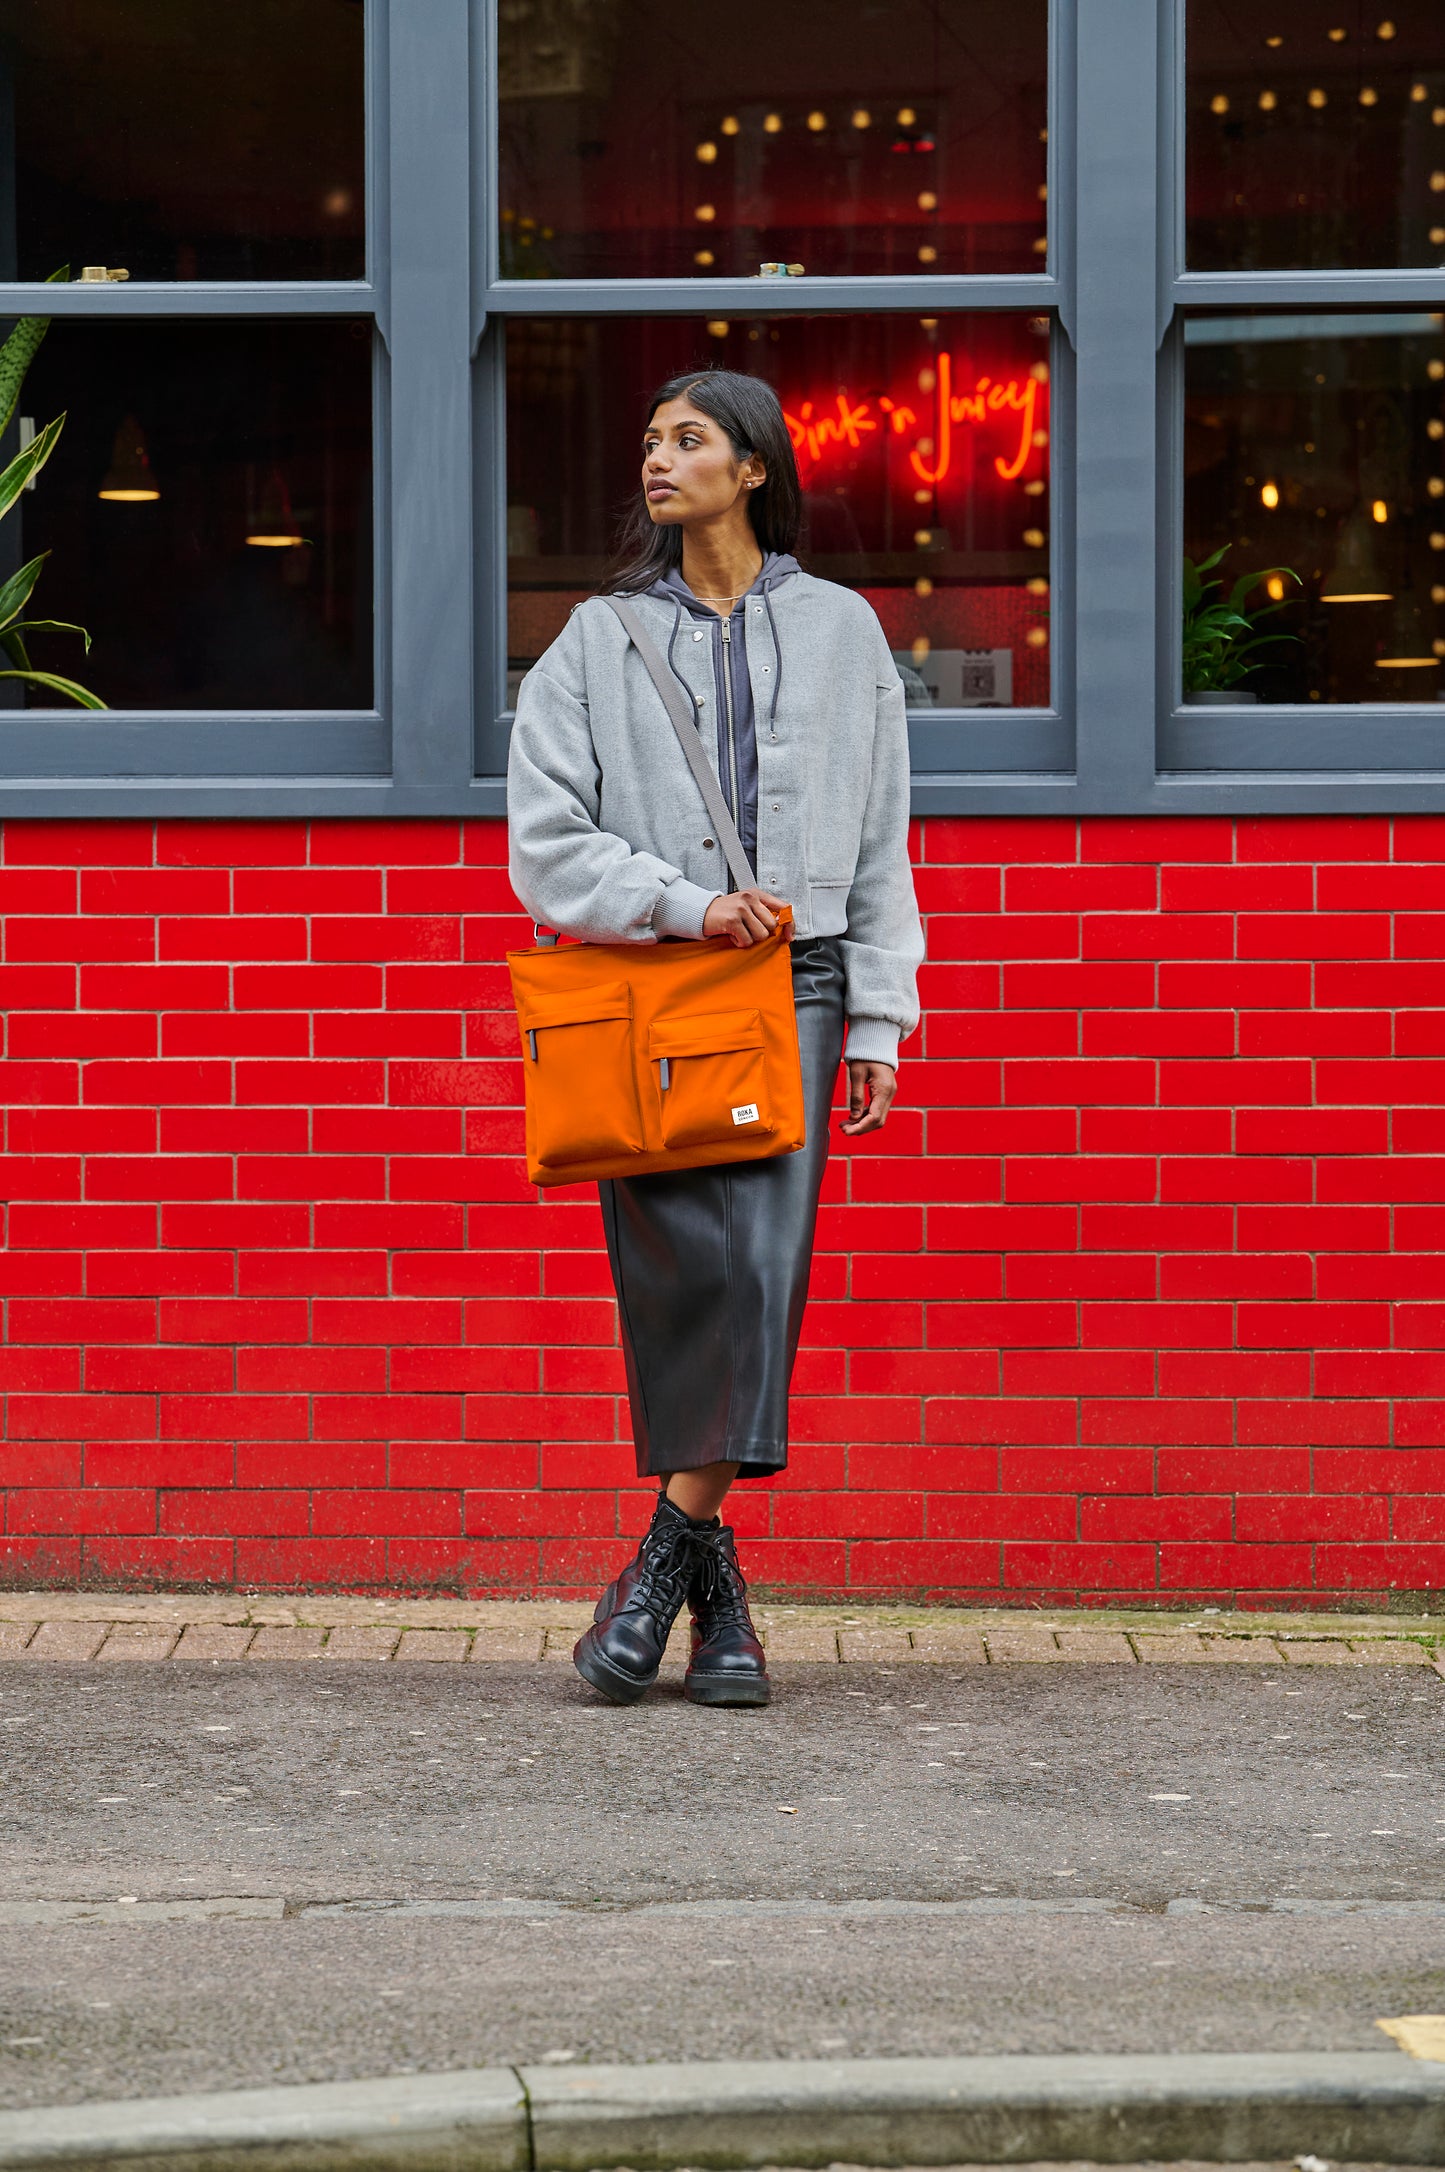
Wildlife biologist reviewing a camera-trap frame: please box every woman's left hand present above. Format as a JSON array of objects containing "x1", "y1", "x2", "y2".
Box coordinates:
[{"x1": 840, "y1": 1060, "x2": 897, "y2": 1136}]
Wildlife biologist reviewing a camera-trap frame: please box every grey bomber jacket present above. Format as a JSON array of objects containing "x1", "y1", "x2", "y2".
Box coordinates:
[{"x1": 506, "y1": 568, "x2": 924, "y2": 1069}]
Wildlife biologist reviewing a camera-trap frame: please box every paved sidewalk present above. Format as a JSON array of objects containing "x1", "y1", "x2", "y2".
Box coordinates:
[
  {"x1": 2, "y1": 1592, "x2": 1444, "y2": 1667},
  {"x1": 4, "y1": 1647, "x2": 1445, "y2": 2108}
]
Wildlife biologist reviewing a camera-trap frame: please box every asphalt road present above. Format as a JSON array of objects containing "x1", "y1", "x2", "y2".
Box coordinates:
[{"x1": 2, "y1": 1658, "x2": 1444, "y2": 2107}]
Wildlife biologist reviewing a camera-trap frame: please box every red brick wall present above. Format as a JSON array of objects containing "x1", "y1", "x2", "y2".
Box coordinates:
[{"x1": 2, "y1": 811, "x2": 1443, "y2": 1607}]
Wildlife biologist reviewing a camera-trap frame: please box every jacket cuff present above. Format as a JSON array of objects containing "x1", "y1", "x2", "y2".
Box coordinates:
[
  {"x1": 651, "y1": 876, "x2": 719, "y2": 941},
  {"x1": 845, "y1": 1017, "x2": 901, "y2": 1070}
]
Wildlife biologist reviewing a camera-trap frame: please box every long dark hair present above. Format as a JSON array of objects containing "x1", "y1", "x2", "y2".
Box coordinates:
[{"x1": 601, "y1": 368, "x2": 802, "y2": 595}]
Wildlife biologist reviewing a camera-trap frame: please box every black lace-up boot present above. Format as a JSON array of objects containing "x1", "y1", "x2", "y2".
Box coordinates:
[
  {"x1": 573, "y1": 1492, "x2": 701, "y2": 1704},
  {"x1": 684, "y1": 1520, "x2": 771, "y2": 1707}
]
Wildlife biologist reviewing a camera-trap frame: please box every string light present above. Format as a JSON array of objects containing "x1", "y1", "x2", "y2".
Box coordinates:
[
  {"x1": 1359, "y1": 86, "x2": 1379, "y2": 106},
  {"x1": 806, "y1": 110, "x2": 827, "y2": 131},
  {"x1": 1432, "y1": 172, "x2": 1445, "y2": 193},
  {"x1": 1307, "y1": 87, "x2": 1327, "y2": 108},
  {"x1": 696, "y1": 141, "x2": 717, "y2": 163},
  {"x1": 917, "y1": 190, "x2": 938, "y2": 210},
  {"x1": 917, "y1": 245, "x2": 937, "y2": 262},
  {"x1": 1373, "y1": 498, "x2": 1390, "y2": 522},
  {"x1": 1023, "y1": 527, "x2": 1046, "y2": 547},
  {"x1": 1026, "y1": 577, "x2": 1049, "y2": 596},
  {"x1": 694, "y1": 203, "x2": 715, "y2": 221},
  {"x1": 1376, "y1": 18, "x2": 1396, "y2": 37},
  {"x1": 1431, "y1": 360, "x2": 1445, "y2": 380},
  {"x1": 1261, "y1": 481, "x2": 1280, "y2": 508},
  {"x1": 1211, "y1": 93, "x2": 1230, "y2": 114},
  {"x1": 897, "y1": 107, "x2": 916, "y2": 126},
  {"x1": 1265, "y1": 33, "x2": 1283, "y2": 46},
  {"x1": 1412, "y1": 84, "x2": 1430, "y2": 101},
  {"x1": 1259, "y1": 89, "x2": 1278, "y2": 110},
  {"x1": 720, "y1": 115, "x2": 739, "y2": 136},
  {"x1": 1266, "y1": 574, "x2": 1287, "y2": 600},
  {"x1": 706, "y1": 320, "x2": 729, "y2": 337},
  {"x1": 763, "y1": 111, "x2": 782, "y2": 133},
  {"x1": 851, "y1": 108, "x2": 871, "y2": 128},
  {"x1": 1327, "y1": 24, "x2": 1347, "y2": 37},
  {"x1": 694, "y1": 249, "x2": 714, "y2": 266},
  {"x1": 1026, "y1": 626, "x2": 1049, "y2": 649}
]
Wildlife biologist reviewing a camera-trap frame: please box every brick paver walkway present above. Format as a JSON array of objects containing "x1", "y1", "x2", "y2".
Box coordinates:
[{"x1": 0, "y1": 1594, "x2": 1441, "y2": 1668}]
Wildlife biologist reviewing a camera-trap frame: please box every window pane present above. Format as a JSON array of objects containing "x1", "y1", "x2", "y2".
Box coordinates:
[
  {"x1": 497, "y1": 1, "x2": 1047, "y2": 279},
  {"x1": 1182, "y1": 311, "x2": 1445, "y2": 705},
  {"x1": 7, "y1": 316, "x2": 373, "y2": 708},
  {"x1": 0, "y1": 0, "x2": 365, "y2": 282},
  {"x1": 504, "y1": 314, "x2": 1052, "y2": 708},
  {"x1": 1187, "y1": 0, "x2": 1445, "y2": 271}
]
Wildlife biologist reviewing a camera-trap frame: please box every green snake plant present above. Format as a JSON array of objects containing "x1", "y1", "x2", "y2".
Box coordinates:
[{"x1": 0, "y1": 265, "x2": 105, "y2": 709}]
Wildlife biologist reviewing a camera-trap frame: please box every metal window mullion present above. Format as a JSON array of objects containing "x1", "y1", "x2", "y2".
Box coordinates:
[
  {"x1": 1071, "y1": 0, "x2": 1162, "y2": 809},
  {"x1": 481, "y1": 276, "x2": 1063, "y2": 324},
  {"x1": 385, "y1": 0, "x2": 475, "y2": 796},
  {"x1": 0, "y1": 283, "x2": 380, "y2": 317}
]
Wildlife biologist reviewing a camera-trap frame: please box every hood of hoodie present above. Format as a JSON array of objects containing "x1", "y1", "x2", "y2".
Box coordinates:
[{"x1": 644, "y1": 550, "x2": 801, "y2": 616}]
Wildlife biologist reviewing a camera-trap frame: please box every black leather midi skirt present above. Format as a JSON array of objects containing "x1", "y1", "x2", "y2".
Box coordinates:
[{"x1": 598, "y1": 935, "x2": 847, "y2": 1481}]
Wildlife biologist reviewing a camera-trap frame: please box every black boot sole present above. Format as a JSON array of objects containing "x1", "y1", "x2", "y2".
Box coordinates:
[
  {"x1": 573, "y1": 1628, "x2": 657, "y2": 1705},
  {"x1": 684, "y1": 1670, "x2": 772, "y2": 1707}
]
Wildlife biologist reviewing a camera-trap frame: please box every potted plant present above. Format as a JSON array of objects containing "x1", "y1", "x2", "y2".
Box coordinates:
[{"x1": 1182, "y1": 545, "x2": 1300, "y2": 705}]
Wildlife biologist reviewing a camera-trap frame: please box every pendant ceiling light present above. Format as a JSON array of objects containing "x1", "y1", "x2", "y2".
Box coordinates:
[
  {"x1": 246, "y1": 462, "x2": 304, "y2": 548},
  {"x1": 97, "y1": 412, "x2": 159, "y2": 501},
  {"x1": 1319, "y1": 501, "x2": 1393, "y2": 602},
  {"x1": 1375, "y1": 592, "x2": 1439, "y2": 670}
]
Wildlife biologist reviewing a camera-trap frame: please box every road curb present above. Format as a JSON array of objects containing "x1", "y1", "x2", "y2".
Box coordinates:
[{"x1": 3, "y1": 2051, "x2": 1445, "y2": 2171}]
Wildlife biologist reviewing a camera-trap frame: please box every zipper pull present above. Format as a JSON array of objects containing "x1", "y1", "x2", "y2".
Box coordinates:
[{"x1": 720, "y1": 617, "x2": 731, "y2": 642}]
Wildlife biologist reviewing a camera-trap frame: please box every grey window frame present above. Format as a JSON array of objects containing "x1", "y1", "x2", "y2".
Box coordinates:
[{"x1": 5, "y1": 0, "x2": 1444, "y2": 819}]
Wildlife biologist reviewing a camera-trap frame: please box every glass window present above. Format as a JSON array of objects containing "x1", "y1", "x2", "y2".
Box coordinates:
[
  {"x1": 6, "y1": 316, "x2": 373, "y2": 709},
  {"x1": 504, "y1": 313, "x2": 1052, "y2": 708},
  {"x1": 0, "y1": 0, "x2": 366, "y2": 282},
  {"x1": 1182, "y1": 310, "x2": 1445, "y2": 705},
  {"x1": 1186, "y1": 0, "x2": 1445, "y2": 271},
  {"x1": 496, "y1": 0, "x2": 1047, "y2": 280}
]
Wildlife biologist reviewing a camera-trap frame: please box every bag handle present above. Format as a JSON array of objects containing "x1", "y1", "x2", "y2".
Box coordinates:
[{"x1": 602, "y1": 595, "x2": 756, "y2": 895}]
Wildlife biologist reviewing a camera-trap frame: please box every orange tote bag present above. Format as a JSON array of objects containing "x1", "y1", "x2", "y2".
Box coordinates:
[{"x1": 508, "y1": 598, "x2": 806, "y2": 1189}]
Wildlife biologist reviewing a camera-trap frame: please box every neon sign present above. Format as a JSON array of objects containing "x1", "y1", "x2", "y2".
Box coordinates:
[{"x1": 784, "y1": 351, "x2": 1047, "y2": 493}]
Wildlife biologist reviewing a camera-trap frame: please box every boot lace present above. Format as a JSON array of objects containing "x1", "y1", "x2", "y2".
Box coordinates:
[
  {"x1": 693, "y1": 1538, "x2": 751, "y2": 1627},
  {"x1": 629, "y1": 1522, "x2": 695, "y2": 1619}
]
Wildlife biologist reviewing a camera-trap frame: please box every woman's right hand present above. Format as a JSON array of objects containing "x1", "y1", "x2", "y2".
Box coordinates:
[{"x1": 703, "y1": 888, "x2": 793, "y2": 948}]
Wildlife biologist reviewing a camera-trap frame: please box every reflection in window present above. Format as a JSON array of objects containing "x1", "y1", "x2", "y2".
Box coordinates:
[
  {"x1": 1187, "y1": 0, "x2": 1445, "y2": 271},
  {"x1": 0, "y1": 0, "x2": 365, "y2": 282},
  {"x1": 1183, "y1": 312, "x2": 1445, "y2": 704},
  {"x1": 497, "y1": 0, "x2": 1047, "y2": 279},
  {"x1": 504, "y1": 314, "x2": 1051, "y2": 708},
  {"x1": 6, "y1": 317, "x2": 373, "y2": 709}
]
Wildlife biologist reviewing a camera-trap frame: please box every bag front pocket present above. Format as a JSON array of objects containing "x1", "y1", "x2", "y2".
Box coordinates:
[
  {"x1": 650, "y1": 1008, "x2": 774, "y2": 1152},
  {"x1": 518, "y1": 981, "x2": 645, "y2": 1170}
]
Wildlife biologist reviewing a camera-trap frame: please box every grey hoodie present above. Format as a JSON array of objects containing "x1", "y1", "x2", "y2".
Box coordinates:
[
  {"x1": 645, "y1": 551, "x2": 801, "y2": 873},
  {"x1": 507, "y1": 568, "x2": 923, "y2": 1068}
]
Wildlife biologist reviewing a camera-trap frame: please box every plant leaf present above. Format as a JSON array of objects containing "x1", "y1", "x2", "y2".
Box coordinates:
[
  {"x1": 0, "y1": 667, "x2": 106, "y2": 709},
  {"x1": 6, "y1": 617, "x2": 92, "y2": 655},
  {"x1": 0, "y1": 550, "x2": 49, "y2": 629},
  {"x1": 0, "y1": 412, "x2": 64, "y2": 521},
  {"x1": 0, "y1": 265, "x2": 69, "y2": 441}
]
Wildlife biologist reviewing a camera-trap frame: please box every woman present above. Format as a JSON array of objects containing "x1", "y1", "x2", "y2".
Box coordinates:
[{"x1": 507, "y1": 368, "x2": 922, "y2": 1709}]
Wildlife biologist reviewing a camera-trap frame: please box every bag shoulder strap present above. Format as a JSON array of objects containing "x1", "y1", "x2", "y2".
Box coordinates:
[{"x1": 602, "y1": 594, "x2": 755, "y2": 894}]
